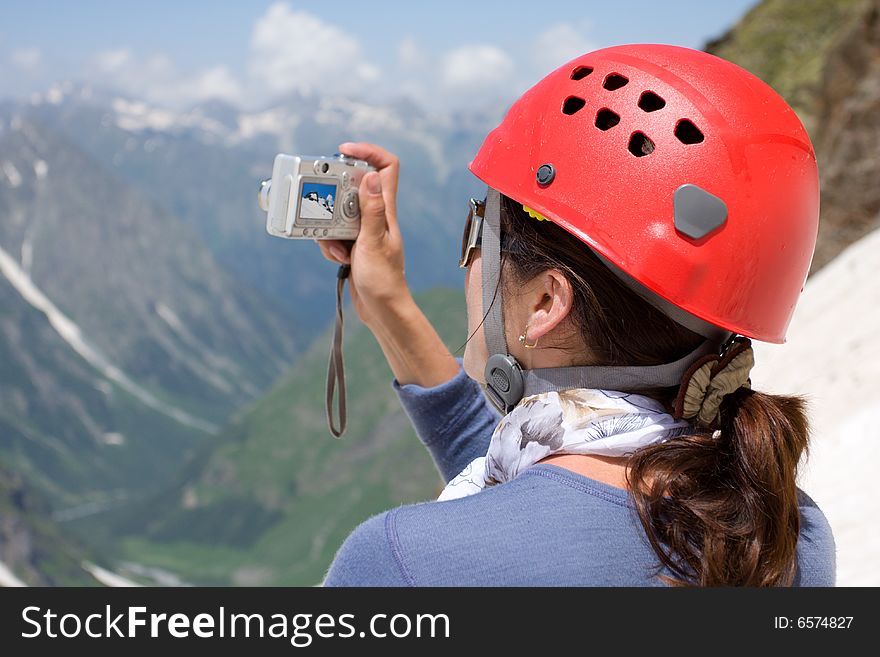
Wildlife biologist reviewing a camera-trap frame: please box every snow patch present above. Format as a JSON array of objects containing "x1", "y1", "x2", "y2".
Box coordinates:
[
  {"x1": 112, "y1": 98, "x2": 228, "y2": 136},
  {"x1": 46, "y1": 86, "x2": 64, "y2": 105},
  {"x1": 118, "y1": 562, "x2": 190, "y2": 587},
  {"x1": 0, "y1": 561, "x2": 27, "y2": 587},
  {"x1": 0, "y1": 242, "x2": 218, "y2": 434},
  {"x1": 2, "y1": 161, "x2": 22, "y2": 188},
  {"x1": 317, "y1": 96, "x2": 404, "y2": 133},
  {"x1": 154, "y1": 302, "x2": 237, "y2": 394},
  {"x1": 20, "y1": 236, "x2": 34, "y2": 275},
  {"x1": 155, "y1": 302, "x2": 184, "y2": 333},
  {"x1": 102, "y1": 432, "x2": 126, "y2": 446},
  {"x1": 113, "y1": 98, "x2": 178, "y2": 132},
  {"x1": 82, "y1": 562, "x2": 141, "y2": 587},
  {"x1": 753, "y1": 225, "x2": 880, "y2": 586}
]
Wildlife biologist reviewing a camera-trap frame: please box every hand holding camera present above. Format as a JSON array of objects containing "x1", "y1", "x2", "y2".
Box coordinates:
[
  {"x1": 257, "y1": 142, "x2": 459, "y2": 435},
  {"x1": 258, "y1": 143, "x2": 413, "y2": 436},
  {"x1": 259, "y1": 142, "x2": 410, "y2": 328}
]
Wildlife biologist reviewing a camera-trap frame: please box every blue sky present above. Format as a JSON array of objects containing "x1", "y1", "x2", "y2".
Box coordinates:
[
  {"x1": 302, "y1": 182, "x2": 337, "y2": 204},
  {"x1": 0, "y1": 0, "x2": 759, "y2": 109}
]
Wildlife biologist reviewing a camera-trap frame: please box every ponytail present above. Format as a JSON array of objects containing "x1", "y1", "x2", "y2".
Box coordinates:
[{"x1": 626, "y1": 389, "x2": 810, "y2": 586}]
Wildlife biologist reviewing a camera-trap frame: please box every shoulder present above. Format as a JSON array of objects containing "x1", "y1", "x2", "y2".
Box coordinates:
[
  {"x1": 322, "y1": 510, "x2": 413, "y2": 586},
  {"x1": 328, "y1": 465, "x2": 656, "y2": 587},
  {"x1": 794, "y1": 489, "x2": 837, "y2": 586}
]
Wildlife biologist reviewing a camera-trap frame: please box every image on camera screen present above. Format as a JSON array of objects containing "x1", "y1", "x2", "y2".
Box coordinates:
[{"x1": 299, "y1": 182, "x2": 337, "y2": 221}]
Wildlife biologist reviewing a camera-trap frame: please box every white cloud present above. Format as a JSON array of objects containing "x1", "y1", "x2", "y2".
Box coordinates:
[
  {"x1": 95, "y1": 49, "x2": 132, "y2": 73},
  {"x1": 44, "y1": 8, "x2": 595, "y2": 113},
  {"x1": 441, "y1": 45, "x2": 514, "y2": 90},
  {"x1": 248, "y1": 2, "x2": 373, "y2": 97},
  {"x1": 186, "y1": 67, "x2": 243, "y2": 104},
  {"x1": 398, "y1": 37, "x2": 425, "y2": 70},
  {"x1": 12, "y1": 48, "x2": 42, "y2": 71},
  {"x1": 88, "y1": 50, "x2": 242, "y2": 107},
  {"x1": 531, "y1": 23, "x2": 597, "y2": 75}
]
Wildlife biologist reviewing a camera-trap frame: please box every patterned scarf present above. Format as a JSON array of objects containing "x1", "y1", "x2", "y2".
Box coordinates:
[{"x1": 438, "y1": 389, "x2": 691, "y2": 501}]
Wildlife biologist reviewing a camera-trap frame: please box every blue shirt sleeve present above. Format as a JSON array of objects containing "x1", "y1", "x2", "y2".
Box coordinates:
[
  {"x1": 392, "y1": 359, "x2": 501, "y2": 483},
  {"x1": 322, "y1": 511, "x2": 412, "y2": 586}
]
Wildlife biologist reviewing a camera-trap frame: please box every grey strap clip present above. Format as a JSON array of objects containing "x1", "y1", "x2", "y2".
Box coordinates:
[{"x1": 326, "y1": 264, "x2": 350, "y2": 438}]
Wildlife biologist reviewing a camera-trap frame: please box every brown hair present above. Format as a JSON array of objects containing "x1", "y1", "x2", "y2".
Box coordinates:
[{"x1": 499, "y1": 194, "x2": 809, "y2": 586}]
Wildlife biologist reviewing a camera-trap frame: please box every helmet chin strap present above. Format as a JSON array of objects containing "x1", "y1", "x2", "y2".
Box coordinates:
[{"x1": 480, "y1": 187, "x2": 731, "y2": 414}]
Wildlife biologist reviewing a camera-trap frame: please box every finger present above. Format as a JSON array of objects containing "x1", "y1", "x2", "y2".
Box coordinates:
[
  {"x1": 338, "y1": 142, "x2": 399, "y2": 175},
  {"x1": 339, "y1": 142, "x2": 400, "y2": 232},
  {"x1": 356, "y1": 171, "x2": 388, "y2": 245},
  {"x1": 316, "y1": 239, "x2": 351, "y2": 264}
]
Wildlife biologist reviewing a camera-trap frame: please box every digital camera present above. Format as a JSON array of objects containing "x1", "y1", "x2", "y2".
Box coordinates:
[{"x1": 258, "y1": 154, "x2": 374, "y2": 240}]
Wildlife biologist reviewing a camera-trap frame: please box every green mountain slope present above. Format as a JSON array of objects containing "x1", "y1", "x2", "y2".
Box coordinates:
[
  {"x1": 102, "y1": 287, "x2": 468, "y2": 585},
  {"x1": 705, "y1": 0, "x2": 865, "y2": 136},
  {"x1": 0, "y1": 274, "x2": 205, "y2": 509}
]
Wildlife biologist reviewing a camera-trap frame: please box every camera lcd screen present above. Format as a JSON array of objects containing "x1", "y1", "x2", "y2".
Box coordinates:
[{"x1": 298, "y1": 182, "x2": 337, "y2": 222}]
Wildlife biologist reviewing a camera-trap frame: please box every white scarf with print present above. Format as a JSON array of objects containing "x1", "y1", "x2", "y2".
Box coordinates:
[{"x1": 438, "y1": 389, "x2": 690, "y2": 501}]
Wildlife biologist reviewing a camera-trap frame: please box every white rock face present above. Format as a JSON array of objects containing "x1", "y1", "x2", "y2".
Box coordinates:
[{"x1": 752, "y1": 226, "x2": 880, "y2": 586}]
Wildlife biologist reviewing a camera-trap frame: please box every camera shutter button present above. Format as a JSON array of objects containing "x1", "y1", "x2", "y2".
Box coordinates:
[{"x1": 342, "y1": 190, "x2": 359, "y2": 219}]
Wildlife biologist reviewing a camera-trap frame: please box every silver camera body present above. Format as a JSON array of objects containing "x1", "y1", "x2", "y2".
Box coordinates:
[{"x1": 259, "y1": 154, "x2": 374, "y2": 240}]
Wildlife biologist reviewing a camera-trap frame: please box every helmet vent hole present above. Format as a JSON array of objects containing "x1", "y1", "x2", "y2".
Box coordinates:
[
  {"x1": 595, "y1": 108, "x2": 621, "y2": 130},
  {"x1": 638, "y1": 91, "x2": 666, "y2": 112},
  {"x1": 571, "y1": 66, "x2": 594, "y2": 80},
  {"x1": 562, "y1": 96, "x2": 587, "y2": 115},
  {"x1": 675, "y1": 119, "x2": 704, "y2": 144},
  {"x1": 603, "y1": 73, "x2": 629, "y2": 90},
  {"x1": 628, "y1": 132, "x2": 655, "y2": 157}
]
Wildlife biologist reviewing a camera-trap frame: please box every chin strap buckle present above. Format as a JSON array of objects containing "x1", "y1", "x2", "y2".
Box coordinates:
[{"x1": 484, "y1": 353, "x2": 525, "y2": 413}]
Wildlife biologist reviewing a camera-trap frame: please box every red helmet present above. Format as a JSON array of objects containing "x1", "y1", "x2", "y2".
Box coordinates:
[{"x1": 469, "y1": 44, "x2": 819, "y2": 343}]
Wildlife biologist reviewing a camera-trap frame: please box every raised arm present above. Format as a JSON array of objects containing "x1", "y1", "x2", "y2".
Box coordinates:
[
  {"x1": 316, "y1": 142, "x2": 460, "y2": 388},
  {"x1": 316, "y1": 143, "x2": 499, "y2": 479}
]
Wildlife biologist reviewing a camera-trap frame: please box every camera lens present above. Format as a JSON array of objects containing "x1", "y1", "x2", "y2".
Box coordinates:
[{"x1": 320, "y1": 162, "x2": 330, "y2": 173}]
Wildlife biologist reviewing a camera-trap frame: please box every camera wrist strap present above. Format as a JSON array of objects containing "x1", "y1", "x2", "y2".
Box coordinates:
[{"x1": 326, "y1": 264, "x2": 350, "y2": 438}]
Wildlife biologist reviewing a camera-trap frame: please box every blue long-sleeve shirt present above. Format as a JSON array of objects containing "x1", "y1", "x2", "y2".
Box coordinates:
[{"x1": 323, "y1": 364, "x2": 836, "y2": 586}]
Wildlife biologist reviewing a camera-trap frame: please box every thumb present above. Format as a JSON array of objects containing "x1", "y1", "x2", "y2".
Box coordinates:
[{"x1": 357, "y1": 171, "x2": 387, "y2": 243}]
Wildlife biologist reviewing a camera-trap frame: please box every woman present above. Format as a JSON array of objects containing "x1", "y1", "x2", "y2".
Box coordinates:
[{"x1": 318, "y1": 44, "x2": 835, "y2": 586}]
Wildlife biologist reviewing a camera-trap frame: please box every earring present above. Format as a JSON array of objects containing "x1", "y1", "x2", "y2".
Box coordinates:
[{"x1": 518, "y1": 331, "x2": 539, "y2": 349}]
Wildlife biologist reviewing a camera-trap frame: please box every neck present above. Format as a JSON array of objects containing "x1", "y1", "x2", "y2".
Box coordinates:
[{"x1": 538, "y1": 454, "x2": 630, "y2": 490}]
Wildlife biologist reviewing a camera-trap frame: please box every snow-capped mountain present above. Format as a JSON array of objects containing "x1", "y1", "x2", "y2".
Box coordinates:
[{"x1": 23, "y1": 83, "x2": 505, "y2": 326}]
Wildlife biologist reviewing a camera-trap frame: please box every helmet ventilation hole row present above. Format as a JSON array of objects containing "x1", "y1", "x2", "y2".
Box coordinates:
[{"x1": 566, "y1": 65, "x2": 704, "y2": 154}]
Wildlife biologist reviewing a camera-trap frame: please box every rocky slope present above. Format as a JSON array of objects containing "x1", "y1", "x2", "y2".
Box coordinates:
[{"x1": 707, "y1": 0, "x2": 880, "y2": 272}]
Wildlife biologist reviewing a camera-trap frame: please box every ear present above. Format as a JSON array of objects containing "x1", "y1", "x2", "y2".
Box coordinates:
[{"x1": 522, "y1": 269, "x2": 575, "y2": 343}]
